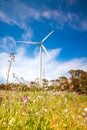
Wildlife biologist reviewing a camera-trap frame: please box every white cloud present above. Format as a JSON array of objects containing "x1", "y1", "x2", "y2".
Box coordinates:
[
  {"x1": 0, "y1": 47, "x2": 87, "y2": 83},
  {"x1": 0, "y1": 52, "x2": 9, "y2": 83}
]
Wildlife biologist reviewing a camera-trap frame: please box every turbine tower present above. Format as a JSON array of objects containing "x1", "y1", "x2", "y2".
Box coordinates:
[{"x1": 16, "y1": 30, "x2": 54, "y2": 87}]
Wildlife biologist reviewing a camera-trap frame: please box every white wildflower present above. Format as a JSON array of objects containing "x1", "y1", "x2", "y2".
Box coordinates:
[
  {"x1": 9, "y1": 118, "x2": 15, "y2": 126},
  {"x1": 84, "y1": 108, "x2": 87, "y2": 112}
]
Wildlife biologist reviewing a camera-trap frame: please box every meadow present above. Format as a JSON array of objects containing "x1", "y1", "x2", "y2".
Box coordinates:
[{"x1": 0, "y1": 90, "x2": 87, "y2": 130}]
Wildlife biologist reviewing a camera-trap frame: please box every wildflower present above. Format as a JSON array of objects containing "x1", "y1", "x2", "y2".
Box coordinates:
[
  {"x1": 63, "y1": 123, "x2": 67, "y2": 127},
  {"x1": 22, "y1": 111, "x2": 26, "y2": 115},
  {"x1": 20, "y1": 96, "x2": 30, "y2": 105},
  {"x1": 83, "y1": 119, "x2": 86, "y2": 124},
  {"x1": 62, "y1": 123, "x2": 67, "y2": 130},
  {"x1": 3, "y1": 122, "x2": 7, "y2": 125},
  {"x1": 15, "y1": 112, "x2": 18, "y2": 115},
  {"x1": 82, "y1": 112, "x2": 86, "y2": 118},
  {"x1": 63, "y1": 109, "x2": 68, "y2": 113},
  {"x1": 36, "y1": 112, "x2": 39, "y2": 116},
  {"x1": 78, "y1": 115, "x2": 81, "y2": 119},
  {"x1": 6, "y1": 53, "x2": 15, "y2": 84},
  {"x1": 72, "y1": 115, "x2": 75, "y2": 119},
  {"x1": 20, "y1": 96, "x2": 25, "y2": 101},
  {"x1": 9, "y1": 53, "x2": 15, "y2": 61},
  {"x1": 24, "y1": 99, "x2": 27, "y2": 105},
  {"x1": 44, "y1": 87, "x2": 48, "y2": 90},
  {"x1": 84, "y1": 108, "x2": 87, "y2": 112},
  {"x1": 44, "y1": 108, "x2": 47, "y2": 112},
  {"x1": 37, "y1": 95, "x2": 43, "y2": 99},
  {"x1": 9, "y1": 118, "x2": 15, "y2": 126},
  {"x1": 2, "y1": 104, "x2": 5, "y2": 107},
  {"x1": 27, "y1": 96, "x2": 30, "y2": 101},
  {"x1": 33, "y1": 100, "x2": 35, "y2": 103}
]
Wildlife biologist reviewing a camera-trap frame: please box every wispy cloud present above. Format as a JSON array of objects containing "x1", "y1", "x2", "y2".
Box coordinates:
[
  {"x1": 66, "y1": 0, "x2": 77, "y2": 5},
  {"x1": 0, "y1": 47, "x2": 87, "y2": 83},
  {"x1": 42, "y1": 9, "x2": 87, "y2": 31},
  {"x1": 0, "y1": 36, "x2": 16, "y2": 52},
  {"x1": 0, "y1": 0, "x2": 87, "y2": 36},
  {"x1": 0, "y1": 11, "x2": 16, "y2": 25},
  {"x1": 72, "y1": 19, "x2": 87, "y2": 31},
  {"x1": 0, "y1": 0, "x2": 35, "y2": 40}
]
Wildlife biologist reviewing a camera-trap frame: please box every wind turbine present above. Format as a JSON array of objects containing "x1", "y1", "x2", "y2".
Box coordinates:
[{"x1": 16, "y1": 30, "x2": 54, "y2": 87}]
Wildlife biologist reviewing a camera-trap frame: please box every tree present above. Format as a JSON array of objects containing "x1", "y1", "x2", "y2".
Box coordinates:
[
  {"x1": 43, "y1": 78, "x2": 48, "y2": 87},
  {"x1": 58, "y1": 76, "x2": 69, "y2": 90},
  {"x1": 68, "y1": 69, "x2": 87, "y2": 93}
]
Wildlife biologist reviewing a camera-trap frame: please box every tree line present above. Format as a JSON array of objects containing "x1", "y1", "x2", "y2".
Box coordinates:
[{"x1": 0, "y1": 69, "x2": 87, "y2": 94}]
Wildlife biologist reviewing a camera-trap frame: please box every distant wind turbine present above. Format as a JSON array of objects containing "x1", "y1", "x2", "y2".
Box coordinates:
[{"x1": 16, "y1": 30, "x2": 54, "y2": 86}]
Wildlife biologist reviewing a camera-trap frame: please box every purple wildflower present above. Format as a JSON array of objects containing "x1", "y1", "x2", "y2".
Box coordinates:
[{"x1": 20, "y1": 96, "x2": 30, "y2": 105}]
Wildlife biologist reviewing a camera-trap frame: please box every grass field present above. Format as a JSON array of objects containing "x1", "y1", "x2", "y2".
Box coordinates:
[{"x1": 0, "y1": 90, "x2": 87, "y2": 130}]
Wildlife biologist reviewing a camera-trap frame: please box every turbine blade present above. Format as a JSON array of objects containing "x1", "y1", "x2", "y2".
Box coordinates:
[
  {"x1": 16, "y1": 41, "x2": 39, "y2": 44},
  {"x1": 41, "y1": 30, "x2": 54, "y2": 43},
  {"x1": 41, "y1": 44, "x2": 50, "y2": 59}
]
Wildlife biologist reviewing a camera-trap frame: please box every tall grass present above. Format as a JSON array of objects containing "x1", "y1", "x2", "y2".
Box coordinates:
[{"x1": 0, "y1": 90, "x2": 87, "y2": 130}]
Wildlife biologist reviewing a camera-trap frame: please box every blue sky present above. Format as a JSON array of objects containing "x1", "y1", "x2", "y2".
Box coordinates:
[{"x1": 0, "y1": 0, "x2": 87, "y2": 83}]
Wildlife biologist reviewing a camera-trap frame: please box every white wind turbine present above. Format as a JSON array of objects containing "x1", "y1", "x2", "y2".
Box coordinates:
[{"x1": 16, "y1": 30, "x2": 54, "y2": 86}]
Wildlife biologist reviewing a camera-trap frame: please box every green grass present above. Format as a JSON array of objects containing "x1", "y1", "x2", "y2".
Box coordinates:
[{"x1": 0, "y1": 90, "x2": 87, "y2": 130}]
